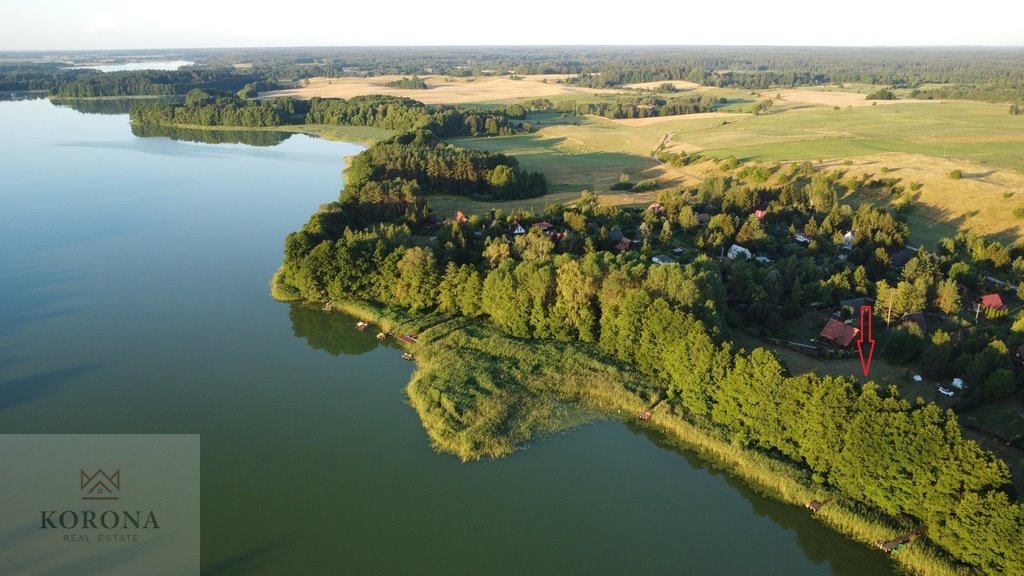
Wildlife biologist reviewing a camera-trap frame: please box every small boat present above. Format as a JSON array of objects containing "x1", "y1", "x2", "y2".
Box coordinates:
[
  {"x1": 377, "y1": 332, "x2": 388, "y2": 341},
  {"x1": 401, "y1": 352, "x2": 414, "y2": 361},
  {"x1": 355, "y1": 321, "x2": 369, "y2": 331},
  {"x1": 638, "y1": 411, "x2": 652, "y2": 421},
  {"x1": 397, "y1": 334, "x2": 418, "y2": 344}
]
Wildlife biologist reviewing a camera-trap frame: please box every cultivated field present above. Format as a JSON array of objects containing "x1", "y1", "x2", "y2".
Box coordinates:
[{"x1": 263, "y1": 74, "x2": 617, "y2": 104}]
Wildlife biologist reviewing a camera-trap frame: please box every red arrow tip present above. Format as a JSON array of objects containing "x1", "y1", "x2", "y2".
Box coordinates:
[
  {"x1": 857, "y1": 340, "x2": 875, "y2": 377},
  {"x1": 857, "y1": 305, "x2": 875, "y2": 377}
]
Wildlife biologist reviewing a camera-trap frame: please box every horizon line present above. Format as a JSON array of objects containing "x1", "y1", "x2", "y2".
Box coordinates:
[{"x1": 3, "y1": 43, "x2": 1024, "y2": 54}]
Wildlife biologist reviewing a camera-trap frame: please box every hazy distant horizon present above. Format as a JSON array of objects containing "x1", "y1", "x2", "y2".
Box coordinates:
[
  {"x1": 4, "y1": 44, "x2": 1024, "y2": 56},
  {"x1": 4, "y1": 0, "x2": 1022, "y2": 51}
]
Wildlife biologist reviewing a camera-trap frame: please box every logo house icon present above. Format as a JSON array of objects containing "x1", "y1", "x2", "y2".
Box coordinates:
[{"x1": 80, "y1": 469, "x2": 120, "y2": 501}]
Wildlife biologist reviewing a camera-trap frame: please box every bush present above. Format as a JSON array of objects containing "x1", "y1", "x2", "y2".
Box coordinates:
[
  {"x1": 631, "y1": 179, "x2": 659, "y2": 192},
  {"x1": 949, "y1": 169, "x2": 963, "y2": 180},
  {"x1": 866, "y1": 89, "x2": 897, "y2": 101}
]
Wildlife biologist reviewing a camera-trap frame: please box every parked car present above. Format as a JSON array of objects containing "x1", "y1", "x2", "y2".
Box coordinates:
[{"x1": 938, "y1": 386, "x2": 955, "y2": 397}]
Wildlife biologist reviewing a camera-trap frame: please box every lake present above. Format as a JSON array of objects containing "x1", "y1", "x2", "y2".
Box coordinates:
[
  {"x1": 70, "y1": 60, "x2": 194, "y2": 72},
  {"x1": 0, "y1": 99, "x2": 894, "y2": 575}
]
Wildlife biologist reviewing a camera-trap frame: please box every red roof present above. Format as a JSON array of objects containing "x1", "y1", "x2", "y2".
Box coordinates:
[
  {"x1": 754, "y1": 209, "x2": 767, "y2": 219},
  {"x1": 819, "y1": 318, "x2": 859, "y2": 348},
  {"x1": 615, "y1": 237, "x2": 632, "y2": 251},
  {"x1": 455, "y1": 210, "x2": 468, "y2": 224},
  {"x1": 979, "y1": 293, "x2": 1006, "y2": 310},
  {"x1": 532, "y1": 221, "x2": 554, "y2": 230}
]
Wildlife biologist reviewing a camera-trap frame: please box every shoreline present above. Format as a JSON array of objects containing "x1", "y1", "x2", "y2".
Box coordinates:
[{"x1": 270, "y1": 284, "x2": 967, "y2": 575}]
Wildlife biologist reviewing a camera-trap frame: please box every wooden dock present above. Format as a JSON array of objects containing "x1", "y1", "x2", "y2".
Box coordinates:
[{"x1": 874, "y1": 527, "x2": 924, "y2": 553}]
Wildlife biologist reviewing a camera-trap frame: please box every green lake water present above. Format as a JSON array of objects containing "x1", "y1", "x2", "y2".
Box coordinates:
[{"x1": 0, "y1": 99, "x2": 894, "y2": 575}]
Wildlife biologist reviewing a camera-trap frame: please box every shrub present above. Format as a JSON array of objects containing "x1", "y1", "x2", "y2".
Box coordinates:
[
  {"x1": 949, "y1": 169, "x2": 963, "y2": 180},
  {"x1": 631, "y1": 179, "x2": 659, "y2": 192}
]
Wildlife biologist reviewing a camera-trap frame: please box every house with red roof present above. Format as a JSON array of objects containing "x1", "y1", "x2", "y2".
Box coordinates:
[
  {"x1": 818, "y1": 318, "x2": 859, "y2": 349},
  {"x1": 977, "y1": 293, "x2": 1006, "y2": 312}
]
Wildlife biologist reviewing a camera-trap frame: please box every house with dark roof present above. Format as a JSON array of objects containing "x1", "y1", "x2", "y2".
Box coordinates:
[
  {"x1": 818, "y1": 318, "x2": 859, "y2": 349},
  {"x1": 899, "y1": 311, "x2": 928, "y2": 334}
]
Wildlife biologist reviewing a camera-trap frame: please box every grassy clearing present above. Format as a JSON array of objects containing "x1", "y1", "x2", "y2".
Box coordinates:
[{"x1": 964, "y1": 395, "x2": 1024, "y2": 442}]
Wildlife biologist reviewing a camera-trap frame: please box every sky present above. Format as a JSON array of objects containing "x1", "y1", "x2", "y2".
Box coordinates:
[{"x1": 3, "y1": 0, "x2": 1023, "y2": 51}]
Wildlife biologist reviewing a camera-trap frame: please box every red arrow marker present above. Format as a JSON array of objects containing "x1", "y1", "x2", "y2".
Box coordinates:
[{"x1": 857, "y1": 305, "x2": 875, "y2": 377}]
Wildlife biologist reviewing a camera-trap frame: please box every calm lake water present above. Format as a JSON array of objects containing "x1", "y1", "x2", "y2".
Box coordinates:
[
  {"x1": 70, "y1": 60, "x2": 194, "y2": 72},
  {"x1": 0, "y1": 99, "x2": 895, "y2": 575}
]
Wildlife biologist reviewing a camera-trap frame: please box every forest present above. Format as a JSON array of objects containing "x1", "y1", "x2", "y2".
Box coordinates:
[
  {"x1": 574, "y1": 93, "x2": 720, "y2": 119},
  {"x1": 131, "y1": 92, "x2": 530, "y2": 136}
]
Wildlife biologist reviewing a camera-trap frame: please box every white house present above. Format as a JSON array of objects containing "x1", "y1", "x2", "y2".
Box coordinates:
[{"x1": 727, "y1": 244, "x2": 752, "y2": 260}]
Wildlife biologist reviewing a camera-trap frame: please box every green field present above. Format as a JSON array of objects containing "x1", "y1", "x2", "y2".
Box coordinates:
[{"x1": 673, "y1": 101, "x2": 1024, "y2": 170}]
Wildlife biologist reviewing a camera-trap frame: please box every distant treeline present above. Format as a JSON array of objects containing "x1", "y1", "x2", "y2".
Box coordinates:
[
  {"x1": 129, "y1": 90, "x2": 307, "y2": 127},
  {"x1": 0, "y1": 63, "x2": 83, "y2": 91},
  {"x1": 52, "y1": 69, "x2": 268, "y2": 98},
  {"x1": 196, "y1": 47, "x2": 1024, "y2": 92},
  {"x1": 910, "y1": 81, "x2": 1024, "y2": 104},
  {"x1": 306, "y1": 95, "x2": 527, "y2": 136},
  {"x1": 384, "y1": 76, "x2": 428, "y2": 89},
  {"x1": 0, "y1": 64, "x2": 271, "y2": 97},
  {"x1": 132, "y1": 92, "x2": 532, "y2": 136},
  {"x1": 576, "y1": 94, "x2": 720, "y2": 119}
]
